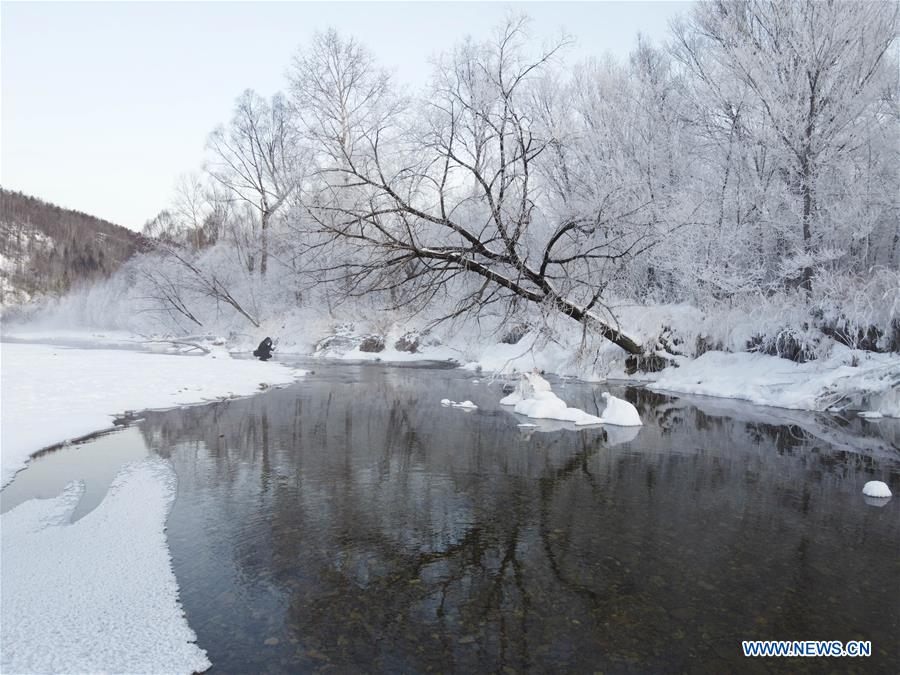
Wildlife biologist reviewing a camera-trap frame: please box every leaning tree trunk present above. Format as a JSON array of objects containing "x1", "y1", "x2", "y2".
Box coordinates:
[{"x1": 553, "y1": 297, "x2": 642, "y2": 355}]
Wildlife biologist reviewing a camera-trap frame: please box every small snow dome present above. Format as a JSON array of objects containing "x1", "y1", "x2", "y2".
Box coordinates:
[{"x1": 862, "y1": 481, "x2": 892, "y2": 499}]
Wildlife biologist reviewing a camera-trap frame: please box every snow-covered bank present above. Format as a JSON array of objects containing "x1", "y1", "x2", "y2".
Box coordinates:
[
  {"x1": 1, "y1": 458, "x2": 210, "y2": 674},
  {"x1": 4, "y1": 324, "x2": 898, "y2": 421},
  {"x1": 0, "y1": 327, "x2": 147, "y2": 350},
  {"x1": 0, "y1": 342, "x2": 305, "y2": 487},
  {"x1": 648, "y1": 348, "x2": 900, "y2": 417}
]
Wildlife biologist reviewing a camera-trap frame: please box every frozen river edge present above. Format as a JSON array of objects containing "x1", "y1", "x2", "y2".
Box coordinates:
[{"x1": 0, "y1": 342, "x2": 307, "y2": 674}]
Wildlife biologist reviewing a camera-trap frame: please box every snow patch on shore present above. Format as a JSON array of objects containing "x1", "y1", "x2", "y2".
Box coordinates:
[
  {"x1": 649, "y1": 348, "x2": 900, "y2": 417},
  {"x1": 0, "y1": 342, "x2": 305, "y2": 487},
  {"x1": 1, "y1": 459, "x2": 211, "y2": 674}
]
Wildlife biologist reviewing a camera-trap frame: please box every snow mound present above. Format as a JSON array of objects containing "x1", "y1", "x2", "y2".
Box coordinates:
[
  {"x1": 500, "y1": 370, "x2": 550, "y2": 405},
  {"x1": 527, "y1": 369, "x2": 552, "y2": 392},
  {"x1": 1, "y1": 458, "x2": 211, "y2": 674},
  {"x1": 598, "y1": 392, "x2": 643, "y2": 427},
  {"x1": 501, "y1": 376, "x2": 641, "y2": 428},
  {"x1": 500, "y1": 390, "x2": 524, "y2": 405},
  {"x1": 511, "y1": 391, "x2": 603, "y2": 426},
  {"x1": 442, "y1": 399, "x2": 478, "y2": 409},
  {"x1": 453, "y1": 400, "x2": 478, "y2": 409},
  {"x1": 862, "y1": 481, "x2": 892, "y2": 498}
]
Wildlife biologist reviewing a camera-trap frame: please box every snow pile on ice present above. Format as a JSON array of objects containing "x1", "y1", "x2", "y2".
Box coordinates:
[
  {"x1": 500, "y1": 370, "x2": 552, "y2": 405},
  {"x1": 504, "y1": 390, "x2": 601, "y2": 426},
  {"x1": 500, "y1": 385, "x2": 527, "y2": 406},
  {"x1": 597, "y1": 392, "x2": 643, "y2": 426},
  {"x1": 0, "y1": 343, "x2": 306, "y2": 487},
  {"x1": 441, "y1": 399, "x2": 478, "y2": 409},
  {"x1": 1, "y1": 459, "x2": 211, "y2": 674},
  {"x1": 527, "y1": 370, "x2": 552, "y2": 393},
  {"x1": 862, "y1": 481, "x2": 892, "y2": 498},
  {"x1": 500, "y1": 373, "x2": 642, "y2": 427},
  {"x1": 649, "y1": 348, "x2": 900, "y2": 416}
]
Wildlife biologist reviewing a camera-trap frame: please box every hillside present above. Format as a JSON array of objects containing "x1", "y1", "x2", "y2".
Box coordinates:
[{"x1": 0, "y1": 189, "x2": 146, "y2": 307}]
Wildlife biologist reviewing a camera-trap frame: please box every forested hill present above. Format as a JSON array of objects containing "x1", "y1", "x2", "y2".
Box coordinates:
[{"x1": 0, "y1": 188, "x2": 147, "y2": 306}]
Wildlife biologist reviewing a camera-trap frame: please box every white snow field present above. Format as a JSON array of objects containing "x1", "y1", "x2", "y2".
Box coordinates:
[
  {"x1": 0, "y1": 342, "x2": 305, "y2": 487},
  {"x1": 649, "y1": 348, "x2": 900, "y2": 417},
  {"x1": 1, "y1": 458, "x2": 211, "y2": 674}
]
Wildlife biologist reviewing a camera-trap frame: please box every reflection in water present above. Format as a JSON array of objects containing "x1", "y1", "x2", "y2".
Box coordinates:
[{"x1": 130, "y1": 364, "x2": 899, "y2": 674}]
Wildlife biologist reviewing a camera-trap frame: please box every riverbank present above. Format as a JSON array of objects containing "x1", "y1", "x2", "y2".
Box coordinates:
[
  {"x1": 0, "y1": 341, "x2": 306, "y2": 488},
  {"x1": 0, "y1": 341, "x2": 305, "y2": 674},
  {"x1": 1, "y1": 459, "x2": 211, "y2": 674},
  {"x1": 4, "y1": 326, "x2": 899, "y2": 421}
]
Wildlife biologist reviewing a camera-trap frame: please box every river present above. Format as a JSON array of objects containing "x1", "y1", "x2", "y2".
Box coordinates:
[{"x1": 3, "y1": 360, "x2": 898, "y2": 673}]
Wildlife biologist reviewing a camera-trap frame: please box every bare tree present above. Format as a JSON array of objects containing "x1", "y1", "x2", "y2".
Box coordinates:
[
  {"x1": 207, "y1": 89, "x2": 299, "y2": 277},
  {"x1": 171, "y1": 172, "x2": 211, "y2": 251},
  {"x1": 298, "y1": 19, "x2": 671, "y2": 354}
]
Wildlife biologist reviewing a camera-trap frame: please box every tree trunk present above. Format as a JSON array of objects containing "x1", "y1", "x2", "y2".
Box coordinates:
[
  {"x1": 260, "y1": 210, "x2": 269, "y2": 277},
  {"x1": 551, "y1": 295, "x2": 642, "y2": 355},
  {"x1": 800, "y1": 158, "x2": 814, "y2": 295},
  {"x1": 800, "y1": 87, "x2": 816, "y2": 295}
]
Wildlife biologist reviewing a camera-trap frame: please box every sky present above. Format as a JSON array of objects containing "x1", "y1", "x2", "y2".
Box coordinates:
[{"x1": 2, "y1": 1, "x2": 690, "y2": 231}]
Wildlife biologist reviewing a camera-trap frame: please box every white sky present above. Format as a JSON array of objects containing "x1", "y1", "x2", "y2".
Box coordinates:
[{"x1": 2, "y1": 1, "x2": 690, "y2": 230}]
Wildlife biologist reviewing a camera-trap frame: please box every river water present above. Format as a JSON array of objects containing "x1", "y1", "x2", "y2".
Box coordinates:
[{"x1": 3, "y1": 361, "x2": 899, "y2": 673}]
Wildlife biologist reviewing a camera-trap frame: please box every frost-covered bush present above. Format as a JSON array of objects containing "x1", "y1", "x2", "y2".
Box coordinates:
[{"x1": 811, "y1": 267, "x2": 900, "y2": 352}]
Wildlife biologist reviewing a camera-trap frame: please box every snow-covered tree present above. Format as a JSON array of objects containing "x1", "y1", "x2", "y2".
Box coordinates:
[
  {"x1": 672, "y1": 0, "x2": 899, "y2": 294},
  {"x1": 206, "y1": 90, "x2": 301, "y2": 277},
  {"x1": 296, "y1": 18, "x2": 677, "y2": 354}
]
